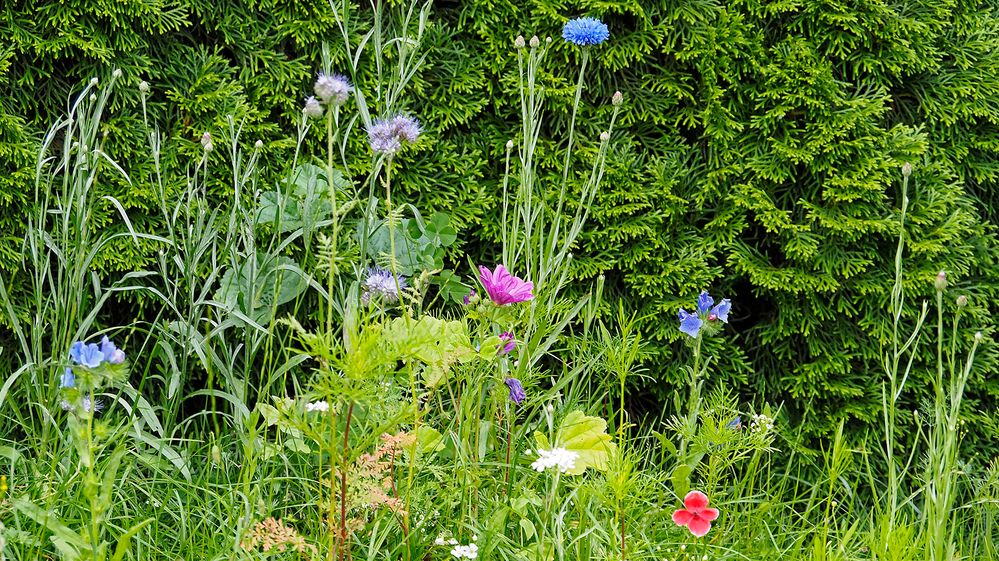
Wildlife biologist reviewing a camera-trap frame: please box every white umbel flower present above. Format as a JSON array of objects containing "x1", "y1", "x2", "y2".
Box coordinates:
[
  {"x1": 531, "y1": 447, "x2": 578, "y2": 473},
  {"x1": 305, "y1": 401, "x2": 330, "y2": 413},
  {"x1": 450, "y1": 543, "x2": 478, "y2": 559}
]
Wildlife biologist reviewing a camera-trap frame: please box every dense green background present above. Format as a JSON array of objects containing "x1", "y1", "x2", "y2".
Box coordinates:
[{"x1": 2, "y1": 0, "x2": 998, "y2": 450}]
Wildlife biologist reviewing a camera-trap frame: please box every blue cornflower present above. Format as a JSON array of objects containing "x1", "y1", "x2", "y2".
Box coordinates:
[
  {"x1": 60, "y1": 368, "x2": 75, "y2": 388},
  {"x1": 561, "y1": 17, "x2": 609, "y2": 47},
  {"x1": 678, "y1": 291, "x2": 732, "y2": 338},
  {"x1": 505, "y1": 377, "x2": 526, "y2": 405},
  {"x1": 69, "y1": 341, "x2": 103, "y2": 368}
]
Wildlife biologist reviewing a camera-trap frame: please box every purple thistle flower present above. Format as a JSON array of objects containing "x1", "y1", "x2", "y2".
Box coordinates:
[
  {"x1": 505, "y1": 377, "x2": 526, "y2": 405},
  {"x1": 498, "y1": 332, "x2": 516, "y2": 355},
  {"x1": 100, "y1": 336, "x2": 126, "y2": 365},
  {"x1": 69, "y1": 341, "x2": 103, "y2": 368},
  {"x1": 314, "y1": 73, "x2": 352, "y2": 106},
  {"x1": 679, "y1": 291, "x2": 732, "y2": 338},
  {"x1": 561, "y1": 17, "x2": 610, "y2": 47},
  {"x1": 60, "y1": 368, "x2": 75, "y2": 388},
  {"x1": 478, "y1": 265, "x2": 534, "y2": 305},
  {"x1": 364, "y1": 267, "x2": 406, "y2": 303}
]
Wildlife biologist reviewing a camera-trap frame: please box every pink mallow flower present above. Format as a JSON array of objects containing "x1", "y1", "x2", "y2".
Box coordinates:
[
  {"x1": 478, "y1": 265, "x2": 534, "y2": 305},
  {"x1": 672, "y1": 491, "x2": 719, "y2": 537}
]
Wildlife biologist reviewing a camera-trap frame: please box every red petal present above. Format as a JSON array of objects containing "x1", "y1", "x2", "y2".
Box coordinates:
[
  {"x1": 700, "y1": 508, "x2": 719, "y2": 522},
  {"x1": 687, "y1": 516, "x2": 712, "y2": 537},
  {"x1": 672, "y1": 509, "x2": 693, "y2": 526},
  {"x1": 684, "y1": 490, "x2": 709, "y2": 512}
]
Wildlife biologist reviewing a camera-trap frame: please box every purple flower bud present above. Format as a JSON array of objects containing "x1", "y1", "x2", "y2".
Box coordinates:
[
  {"x1": 505, "y1": 377, "x2": 526, "y2": 405},
  {"x1": 498, "y1": 332, "x2": 516, "y2": 355}
]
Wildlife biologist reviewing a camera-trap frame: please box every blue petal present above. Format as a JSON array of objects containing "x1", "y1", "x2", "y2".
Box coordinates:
[
  {"x1": 697, "y1": 291, "x2": 714, "y2": 315},
  {"x1": 678, "y1": 307, "x2": 692, "y2": 321},
  {"x1": 60, "y1": 368, "x2": 75, "y2": 388},
  {"x1": 711, "y1": 299, "x2": 731, "y2": 323},
  {"x1": 679, "y1": 314, "x2": 703, "y2": 338},
  {"x1": 561, "y1": 17, "x2": 610, "y2": 46}
]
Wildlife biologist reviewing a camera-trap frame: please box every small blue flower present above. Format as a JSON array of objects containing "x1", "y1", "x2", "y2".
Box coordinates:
[
  {"x1": 364, "y1": 267, "x2": 406, "y2": 303},
  {"x1": 99, "y1": 336, "x2": 126, "y2": 365},
  {"x1": 69, "y1": 341, "x2": 103, "y2": 368},
  {"x1": 60, "y1": 368, "x2": 75, "y2": 389},
  {"x1": 505, "y1": 377, "x2": 526, "y2": 405},
  {"x1": 679, "y1": 292, "x2": 733, "y2": 338},
  {"x1": 561, "y1": 17, "x2": 610, "y2": 47},
  {"x1": 678, "y1": 308, "x2": 703, "y2": 338},
  {"x1": 726, "y1": 416, "x2": 742, "y2": 430}
]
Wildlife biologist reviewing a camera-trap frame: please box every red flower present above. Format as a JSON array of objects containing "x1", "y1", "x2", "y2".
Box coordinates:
[{"x1": 672, "y1": 490, "x2": 719, "y2": 537}]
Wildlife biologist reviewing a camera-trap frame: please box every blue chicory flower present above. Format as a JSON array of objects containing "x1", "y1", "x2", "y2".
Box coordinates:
[
  {"x1": 505, "y1": 377, "x2": 526, "y2": 405},
  {"x1": 60, "y1": 368, "x2": 75, "y2": 388},
  {"x1": 69, "y1": 341, "x2": 104, "y2": 368},
  {"x1": 562, "y1": 17, "x2": 610, "y2": 46}
]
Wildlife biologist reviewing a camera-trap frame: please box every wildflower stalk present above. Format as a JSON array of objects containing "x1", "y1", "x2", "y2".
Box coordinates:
[
  {"x1": 679, "y1": 335, "x2": 704, "y2": 460},
  {"x1": 338, "y1": 400, "x2": 355, "y2": 561}
]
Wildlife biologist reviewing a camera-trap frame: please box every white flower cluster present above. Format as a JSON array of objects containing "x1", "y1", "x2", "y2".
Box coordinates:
[
  {"x1": 450, "y1": 543, "x2": 478, "y2": 559},
  {"x1": 530, "y1": 447, "x2": 579, "y2": 473},
  {"x1": 305, "y1": 401, "x2": 330, "y2": 413},
  {"x1": 750, "y1": 413, "x2": 774, "y2": 434}
]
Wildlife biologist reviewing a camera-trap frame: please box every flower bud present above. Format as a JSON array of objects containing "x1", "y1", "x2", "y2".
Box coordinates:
[
  {"x1": 975, "y1": 331, "x2": 984, "y2": 342},
  {"x1": 505, "y1": 139, "x2": 514, "y2": 150},
  {"x1": 514, "y1": 35, "x2": 525, "y2": 49},
  {"x1": 138, "y1": 80, "x2": 149, "y2": 94},
  {"x1": 112, "y1": 69, "x2": 122, "y2": 79},
  {"x1": 210, "y1": 444, "x2": 222, "y2": 465},
  {"x1": 612, "y1": 91, "x2": 623, "y2": 106},
  {"x1": 957, "y1": 295, "x2": 968, "y2": 308},
  {"x1": 89, "y1": 77, "x2": 99, "y2": 87},
  {"x1": 934, "y1": 270, "x2": 947, "y2": 291},
  {"x1": 902, "y1": 162, "x2": 913, "y2": 177},
  {"x1": 255, "y1": 140, "x2": 263, "y2": 149},
  {"x1": 545, "y1": 36, "x2": 552, "y2": 44},
  {"x1": 201, "y1": 132, "x2": 213, "y2": 152},
  {"x1": 89, "y1": 93, "x2": 97, "y2": 102},
  {"x1": 599, "y1": 131, "x2": 610, "y2": 142},
  {"x1": 529, "y1": 35, "x2": 540, "y2": 48}
]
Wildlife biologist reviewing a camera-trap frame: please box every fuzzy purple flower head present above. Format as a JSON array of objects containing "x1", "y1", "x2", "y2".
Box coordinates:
[
  {"x1": 498, "y1": 332, "x2": 516, "y2": 355},
  {"x1": 678, "y1": 291, "x2": 731, "y2": 338},
  {"x1": 368, "y1": 115, "x2": 421, "y2": 155},
  {"x1": 364, "y1": 267, "x2": 406, "y2": 303},
  {"x1": 505, "y1": 377, "x2": 526, "y2": 405},
  {"x1": 314, "y1": 73, "x2": 352, "y2": 106},
  {"x1": 303, "y1": 96, "x2": 324, "y2": 119},
  {"x1": 478, "y1": 265, "x2": 534, "y2": 306}
]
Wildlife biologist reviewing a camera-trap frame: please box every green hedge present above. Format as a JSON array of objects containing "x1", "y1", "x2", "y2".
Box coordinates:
[{"x1": 2, "y1": 0, "x2": 998, "y2": 450}]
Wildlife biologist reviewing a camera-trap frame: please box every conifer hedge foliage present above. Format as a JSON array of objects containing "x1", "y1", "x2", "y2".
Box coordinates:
[{"x1": 2, "y1": 0, "x2": 998, "y2": 447}]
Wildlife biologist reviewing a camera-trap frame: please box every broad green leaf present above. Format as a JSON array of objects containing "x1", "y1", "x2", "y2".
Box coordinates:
[{"x1": 555, "y1": 411, "x2": 617, "y2": 475}]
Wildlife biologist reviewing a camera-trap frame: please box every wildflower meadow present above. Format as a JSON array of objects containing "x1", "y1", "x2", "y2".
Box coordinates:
[{"x1": 1, "y1": 2, "x2": 998, "y2": 560}]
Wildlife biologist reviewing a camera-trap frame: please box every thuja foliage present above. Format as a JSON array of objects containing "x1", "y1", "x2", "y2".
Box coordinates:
[{"x1": 1, "y1": 0, "x2": 998, "y2": 447}]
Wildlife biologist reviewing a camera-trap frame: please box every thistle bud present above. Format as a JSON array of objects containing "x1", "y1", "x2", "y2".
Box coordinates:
[
  {"x1": 957, "y1": 295, "x2": 968, "y2": 308},
  {"x1": 138, "y1": 80, "x2": 149, "y2": 94},
  {"x1": 514, "y1": 35, "x2": 526, "y2": 49},
  {"x1": 902, "y1": 162, "x2": 913, "y2": 177},
  {"x1": 112, "y1": 69, "x2": 122, "y2": 79},
  {"x1": 529, "y1": 35, "x2": 540, "y2": 48},
  {"x1": 599, "y1": 131, "x2": 610, "y2": 142},
  {"x1": 612, "y1": 91, "x2": 623, "y2": 106},
  {"x1": 934, "y1": 271, "x2": 947, "y2": 291}
]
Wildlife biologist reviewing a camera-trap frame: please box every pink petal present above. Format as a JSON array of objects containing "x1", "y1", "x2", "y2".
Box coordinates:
[
  {"x1": 683, "y1": 490, "x2": 709, "y2": 513},
  {"x1": 672, "y1": 509, "x2": 693, "y2": 526},
  {"x1": 687, "y1": 516, "x2": 712, "y2": 537},
  {"x1": 700, "y1": 507, "x2": 719, "y2": 522}
]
